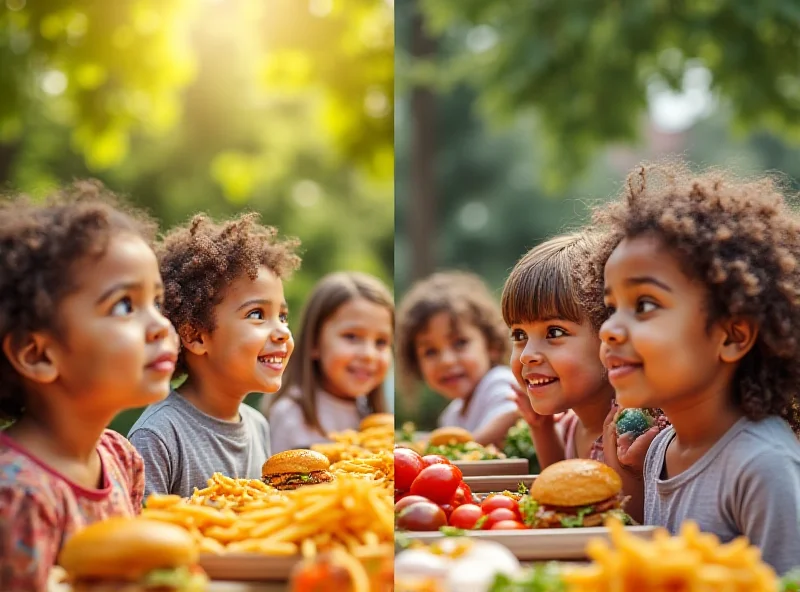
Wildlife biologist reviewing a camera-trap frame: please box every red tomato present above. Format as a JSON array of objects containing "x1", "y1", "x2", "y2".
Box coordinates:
[
  {"x1": 448, "y1": 504, "x2": 483, "y2": 530},
  {"x1": 394, "y1": 449, "x2": 425, "y2": 492},
  {"x1": 396, "y1": 502, "x2": 447, "y2": 531},
  {"x1": 421, "y1": 454, "x2": 451, "y2": 466},
  {"x1": 490, "y1": 520, "x2": 527, "y2": 530},
  {"x1": 482, "y1": 508, "x2": 518, "y2": 530},
  {"x1": 439, "y1": 503, "x2": 454, "y2": 518},
  {"x1": 481, "y1": 495, "x2": 520, "y2": 518},
  {"x1": 395, "y1": 495, "x2": 430, "y2": 514},
  {"x1": 449, "y1": 482, "x2": 474, "y2": 508},
  {"x1": 409, "y1": 464, "x2": 462, "y2": 505}
]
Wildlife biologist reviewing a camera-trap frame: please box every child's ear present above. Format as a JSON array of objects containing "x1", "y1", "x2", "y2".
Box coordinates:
[
  {"x1": 719, "y1": 317, "x2": 758, "y2": 363},
  {"x1": 2, "y1": 332, "x2": 59, "y2": 384},
  {"x1": 179, "y1": 327, "x2": 208, "y2": 356}
]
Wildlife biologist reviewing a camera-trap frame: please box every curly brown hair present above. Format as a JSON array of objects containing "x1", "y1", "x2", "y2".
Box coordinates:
[
  {"x1": 581, "y1": 160, "x2": 800, "y2": 431},
  {"x1": 158, "y1": 213, "x2": 301, "y2": 376},
  {"x1": 502, "y1": 231, "x2": 606, "y2": 330},
  {"x1": 0, "y1": 180, "x2": 158, "y2": 420},
  {"x1": 396, "y1": 271, "x2": 509, "y2": 393}
]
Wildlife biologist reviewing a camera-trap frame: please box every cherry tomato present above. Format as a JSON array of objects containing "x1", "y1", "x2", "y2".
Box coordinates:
[
  {"x1": 396, "y1": 502, "x2": 447, "y2": 531},
  {"x1": 490, "y1": 520, "x2": 527, "y2": 531},
  {"x1": 482, "y1": 508, "x2": 518, "y2": 530},
  {"x1": 395, "y1": 495, "x2": 430, "y2": 514},
  {"x1": 394, "y1": 448, "x2": 425, "y2": 492},
  {"x1": 290, "y1": 555, "x2": 353, "y2": 592},
  {"x1": 448, "y1": 483, "x2": 471, "y2": 508},
  {"x1": 448, "y1": 504, "x2": 483, "y2": 530},
  {"x1": 481, "y1": 494, "x2": 521, "y2": 518},
  {"x1": 421, "y1": 454, "x2": 451, "y2": 467},
  {"x1": 410, "y1": 464, "x2": 463, "y2": 505}
]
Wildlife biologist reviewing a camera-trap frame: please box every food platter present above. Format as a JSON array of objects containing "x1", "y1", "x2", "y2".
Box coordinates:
[
  {"x1": 452, "y1": 458, "x2": 529, "y2": 477},
  {"x1": 401, "y1": 525, "x2": 659, "y2": 561},
  {"x1": 463, "y1": 474, "x2": 538, "y2": 494},
  {"x1": 199, "y1": 553, "x2": 301, "y2": 582}
]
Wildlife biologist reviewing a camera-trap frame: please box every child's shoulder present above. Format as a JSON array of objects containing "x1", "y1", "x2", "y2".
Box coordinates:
[
  {"x1": 127, "y1": 392, "x2": 192, "y2": 436},
  {"x1": 729, "y1": 416, "x2": 800, "y2": 462},
  {"x1": 240, "y1": 401, "x2": 270, "y2": 429}
]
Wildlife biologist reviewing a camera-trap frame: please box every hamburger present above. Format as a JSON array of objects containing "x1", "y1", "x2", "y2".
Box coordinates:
[
  {"x1": 57, "y1": 517, "x2": 207, "y2": 591},
  {"x1": 527, "y1": 459, "x2": 631, "y2": 528},
  {"x1": 427, "y1": 426, "x2": 473, "y2": 447},
  {"x1": 359, "y1": 412, "x2": 394, "y2": 431},
  {"x1": 262, "y1": 449, "x2": 334, "y2": 490}
]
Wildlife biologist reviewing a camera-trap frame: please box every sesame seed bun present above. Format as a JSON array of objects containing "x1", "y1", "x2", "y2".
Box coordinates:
[
  {"x1": 530, "y1": 459, "x2": 623, "y2": 507},
  {"x1": 359, "y1": 413, "x2": 394, "y2": 431},
  {"x1": 427, "y1": 426, "x2": 474, "y2": 446}
]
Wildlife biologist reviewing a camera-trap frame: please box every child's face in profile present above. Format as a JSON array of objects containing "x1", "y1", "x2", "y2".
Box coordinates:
[
  {"x1": 40, "y1": 234, "x2": 176, "y2": 412},
  {"x1": 415, "y1": 312, "x2": 493, "y2": 401},
  {"x1": 315, "y1": 297, "x2": 392, "y2": 399},
  {"x1": 600, "y1": 234, "x2": 729, "y2": 410},
  {"x1": 509, "y1": 317, "x2": 607, "y2": 416},
  {"x1": 198, "y1": 266, "x2": 293, "y2": 395}
]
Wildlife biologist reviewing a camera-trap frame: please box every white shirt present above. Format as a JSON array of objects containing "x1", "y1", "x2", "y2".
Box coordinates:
[
  {"x1": 266, "y1": 389, "x2": 368, "y2": 454},
  {"x1": 437, "y1": 365, "x2": 519, "y2": 433}
]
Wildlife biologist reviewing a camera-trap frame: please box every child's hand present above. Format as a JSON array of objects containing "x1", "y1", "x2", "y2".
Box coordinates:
[
  {"x1": 602, "y1": 403, "x2": 659, "y2": 480},
  {"x1": 507, "y1": 385, "x2": 563, "y2": 429}
]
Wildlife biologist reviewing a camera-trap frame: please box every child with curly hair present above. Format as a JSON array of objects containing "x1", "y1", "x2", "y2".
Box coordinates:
[
  {"x1": 0, "y1": 182, "x2": 178, "y2": 590},
  {"x1": 128, "y1": 213, "x2": 300, "y2": 498},
  {"x1": 397, "y1": 271, "x2": 519, "y2": 446},
  {"x1": 263, "y1": 272, "x2": 393, "y2": 453},
  {"x1": 587, "y1": 161, "x2": 800, "y2": 575}
]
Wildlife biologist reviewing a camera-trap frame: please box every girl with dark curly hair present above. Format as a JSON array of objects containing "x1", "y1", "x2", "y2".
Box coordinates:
[
  {"x1": 588, "y1": 161, "x2": 800, "y2": 575},
  {"x1": 0, "y1": 182, "x2": 178, "y2": 591}
]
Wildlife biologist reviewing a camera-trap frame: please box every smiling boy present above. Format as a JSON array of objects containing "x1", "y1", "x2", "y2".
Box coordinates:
[{"x1": 128, "y1": 213, "x2": 301, "y2": 498}]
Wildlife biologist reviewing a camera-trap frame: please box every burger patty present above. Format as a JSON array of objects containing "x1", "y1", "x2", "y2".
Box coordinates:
[
  {"x1": 533, "y1": 493, "x2": 629, "y2": 528},
  {"x1": 263, "y1": 470, "x2": 334, "y2": 490}
]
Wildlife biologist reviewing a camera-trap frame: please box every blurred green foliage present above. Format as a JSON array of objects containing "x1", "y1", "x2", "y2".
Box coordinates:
[
  {"x1": 409, "y1": 0, "x2": 800, "y2": 189},
  {"x1": 395, "y1": 0, "x2": 800, "y2": 428},
  {"x1": 0, "y1": 0, "x2": 393, "y2": 435}
]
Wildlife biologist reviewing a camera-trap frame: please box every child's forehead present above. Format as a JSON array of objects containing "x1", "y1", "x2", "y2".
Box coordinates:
[
  {"x1": 217, "y1": 266, "x2": 285, "y2": 305},
  {"x1": 415, "y1": 310, "x2": 476, "y2": 342}
]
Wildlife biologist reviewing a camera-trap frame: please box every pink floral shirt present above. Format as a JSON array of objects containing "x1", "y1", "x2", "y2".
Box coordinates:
[{"x1": 0, "y1": 429, "x2": 144, "y2": 591}]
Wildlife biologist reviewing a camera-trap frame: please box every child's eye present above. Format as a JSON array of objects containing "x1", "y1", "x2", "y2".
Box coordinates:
[
  {"x1": 110, "y1": 297, "x2": 133, "y2": 317},
  {"x1": 636, "y1": 299, "x2": 658, "y2": 314},
  {"x1": 247, "y1": 309, "x2": 264, "y2": 320},
  {"x1": 604, "y1": 303, "x2": 616, "y2": 315},
  {"x1": 279, "y1": 312, "x2": 289, "y2": 323},
  {"x1": 453, "y1": 337, "x2": 469, "y2": 350},
  {"x1": 546, "y1": 326, "x2": 567, "y2": 339},
  {"x1": 376, "y1": 337, "x2": 390, "y2": 348},
  {"x1": 510, "y1": 329, "x2": 526, "y2": 342},
  {"x1": 422, "y1": 348, "x2": 437, "y2": 358},
  {"x1": 154, "y1": 298, "x2": 163, "y2": 312}
]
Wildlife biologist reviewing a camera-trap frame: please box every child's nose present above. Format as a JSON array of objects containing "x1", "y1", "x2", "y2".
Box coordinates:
[
  {"x1": 599, "y1": 318, "x2": 626, "y2": 344},
  {"x1": 272, "y1": 324, "x2": 291, "y2": 342},
  {"x1": 520, "y1": 342, "x2": 544, "y2": 365},
  {"x1": 147, "y1": 310, "x2": 174, "y2": 343}
]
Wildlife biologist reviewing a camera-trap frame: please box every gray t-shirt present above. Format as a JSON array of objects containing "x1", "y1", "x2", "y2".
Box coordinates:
[
  {"x1": 644, "y1": 415, "x2": 800, "y2": 575},
  {"x1": 128, "y1": 392, "x2": 271, "y2": 499}
]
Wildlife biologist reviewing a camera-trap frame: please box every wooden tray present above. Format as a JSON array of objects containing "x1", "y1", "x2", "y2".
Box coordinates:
[
  {"x1": 199, "y1": 553, "x2": 301, "y2": 582},
  {"x1": 402, "y1": 526, "x2": 658, "y2": 561},
  {"x1": 452, "y1": 458, "x2": 529, "y2": 477},
  {"x1": 463, "y1": 474, "x2": 538, "y2": 494}
]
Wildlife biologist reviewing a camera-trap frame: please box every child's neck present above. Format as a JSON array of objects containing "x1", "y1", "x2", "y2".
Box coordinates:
[
  {"x1": 571, "y1": 386, "x2": 615, "y2": 436},
  {"x1": 178, "y1": 374, "x2": 244, "y2": 422},
  {"x1": 662, "y1": 384, "x2": 743, "y2": 450},
  {"x1": 6, "y1": 394, "x2": 113, "y2": 488}
]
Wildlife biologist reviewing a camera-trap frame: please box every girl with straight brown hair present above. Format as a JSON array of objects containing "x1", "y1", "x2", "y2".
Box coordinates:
[{"x1": 263, "y1": 271, "x2": 394, "y2": 453}]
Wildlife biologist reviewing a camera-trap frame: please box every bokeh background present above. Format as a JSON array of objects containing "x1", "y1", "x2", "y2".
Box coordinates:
[
  {"x1": 395, "y1": 0, "x2": 800, "y2": 428},
  {"x1": 0, "y1": 0, "x2": 394, "y2": 433}
]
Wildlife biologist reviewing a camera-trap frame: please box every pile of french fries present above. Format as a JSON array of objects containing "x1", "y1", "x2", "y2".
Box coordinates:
[
  {"x1": 330, "y1": 450, "x2": 394, "y2": 489},
  {"x1": 312, "y1": 424, "x2": 394, "y2": 463},
  {"x1": 143, "y1": 473, "x2": 394, "y2": 560},
  {"x1": 562, "y1": 518, "x2": 779, "y2": 591}
]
